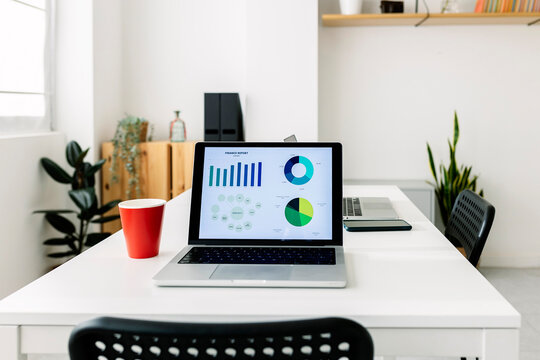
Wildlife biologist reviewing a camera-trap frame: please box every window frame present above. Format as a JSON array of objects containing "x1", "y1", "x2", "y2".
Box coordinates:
[{"x1": 0, "y1": 0, "x2": 55, "y2": 136}]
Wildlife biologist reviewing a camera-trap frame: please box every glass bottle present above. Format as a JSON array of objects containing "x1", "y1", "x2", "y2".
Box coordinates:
[{"x1": 169, "y1": 110, "x2": 186, "y2": 142}]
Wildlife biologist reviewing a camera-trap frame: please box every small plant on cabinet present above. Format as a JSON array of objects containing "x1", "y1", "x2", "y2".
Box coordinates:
[{"x1": 110, "y1": 115, "x2": 149, "y2": 198}]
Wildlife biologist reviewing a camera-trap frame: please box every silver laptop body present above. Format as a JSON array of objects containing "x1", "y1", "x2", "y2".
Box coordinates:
[
  {"x1": 342, "y1": 196, "x2": 398, "y2": 221},
  {"x1": 153, "y1": 142, "x2": 346, "y2": 288}
]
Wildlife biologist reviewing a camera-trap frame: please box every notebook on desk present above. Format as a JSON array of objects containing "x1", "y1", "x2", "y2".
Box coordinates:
[{"x1": 153, "y1": 142, "x2": 346, "y2": 288}]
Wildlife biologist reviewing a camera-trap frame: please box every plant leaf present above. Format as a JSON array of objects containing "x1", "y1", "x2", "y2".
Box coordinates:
[
  {"x1": 33, "y1": 209, "x2": 76, "y2": 214},
  {"x1": 447, "y1": 139, "x2": 457, "y2": 182},
  {"x1": 47, "y1": 251, "x2": 77, "y2": 258},
  {"x1": 85, "y1": 233, "x2": 111, "y2": 247},
  {"x1": 81, "y1": 189, "x2": 100, "y2": 221},
  {"x1": 75, "y1": 148, "x2": 90, "y2": 167},
  {"x1": 83, "y1": 162, "x2": 96, "y2": 188},
  {"x1": 460, "y1": 166, "x2": 472, "y2": 189},
  {"x1": 66, "y1": 141, "x2": 82, "y2": 167},
  {"x1": 85, "y1": 159, "x2": 106, "y2": 178},
  {"x1": 43, "y1": 237, "x2": 75, "y2": 246},
  {"x1": 91, "y1": 215, "x2": 120, "y2": 223},
  {"x1": 69, "y1": 188, "x2": 95, "y2": 211},
  {"x1": 96, "y1": 200, "x2": 121, "y2": 215},
  {"x1": 453, "y1": 110, "x2": 460, "y2": 148},
  {"x1": 40, "y1": 158, "x2": 72, "y2": 184},
  {"x1": 426, "y1": 143, "x2": 438, "y2": 183},
  {"x1": 470, "y1": 175, "x2": 478, "y2": 190},
  {"x1": 45, "y1": 213, "x2": 76, "y2": 235},
  {"x1": 72, "y1": 162, "x2": 96, "y2": 190}
]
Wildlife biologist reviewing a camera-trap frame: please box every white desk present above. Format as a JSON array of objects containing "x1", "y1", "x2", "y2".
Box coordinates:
[{"x1": 0, "y1": 186, "x2": 520, "y2": 359}]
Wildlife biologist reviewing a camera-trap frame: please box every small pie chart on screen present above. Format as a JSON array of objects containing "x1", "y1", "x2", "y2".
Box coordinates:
[
  {"x1": 284, "y1": 156, "x2": 314, "y2": 185},
  {"x1": 285, "y1": 198, "x2": 313, "y2": 227}
]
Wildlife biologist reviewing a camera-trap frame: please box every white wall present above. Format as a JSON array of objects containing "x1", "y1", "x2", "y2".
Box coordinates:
[
  {"x1": 56, "y1": 0, "x2": 123, "y2": 159},
  {"x1": 93, "y1": 0, "x2": 124, "y2": 153},
  {"x1": 122, "y1": 0, "x2": 247, "y2": 142},
  {"x1": 0, "y1": 133, "x2": 66, "y2": 299},
  {"x1": 55, "y1": 0, "x2": 95, "y2": 157},
  {"x1": 319, "y1": 0, "x2": 540, "y2": 266},
  {"x1": 245, "y1": 0, "x2": 318, "y2": 141},
  {"x1": 121, "y1": 0, "x2": 319, "y2": 142}
]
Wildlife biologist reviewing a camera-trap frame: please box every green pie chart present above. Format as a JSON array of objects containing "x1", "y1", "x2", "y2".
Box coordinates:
[{"x1": 285, "y1": 198, "x2": 313, "y2": 227}]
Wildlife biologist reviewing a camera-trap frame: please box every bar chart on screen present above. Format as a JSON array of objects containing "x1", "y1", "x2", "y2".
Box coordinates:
[{"x1": 208, "y1": 162, "x2": 262, "y2": 187}]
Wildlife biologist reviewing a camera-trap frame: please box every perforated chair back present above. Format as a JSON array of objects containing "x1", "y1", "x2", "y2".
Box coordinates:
[
  {"x1": 444, "y1": 189, "x2": 495, "y2": 267},
  {"x1": 68, "y1": 316, "x2": 373, "y2": 360}
]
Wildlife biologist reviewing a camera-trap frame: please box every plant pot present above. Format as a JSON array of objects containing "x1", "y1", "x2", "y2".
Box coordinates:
[{"x1": 139, "y1": 121, "x2": 148, "y2": 142}]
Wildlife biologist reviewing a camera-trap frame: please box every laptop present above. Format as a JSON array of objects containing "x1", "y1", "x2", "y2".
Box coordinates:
[
  {"x1": 342, "y1": 196, "x2": 399, "y2": 221},
  {"x1": 153, "y1": 142, "x2": 346, "y2": 288}
]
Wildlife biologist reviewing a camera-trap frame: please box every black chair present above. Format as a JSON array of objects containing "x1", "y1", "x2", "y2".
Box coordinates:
[
  {"x1": 445, "y1": 189, "x2": 496, "y2": 267},
  {"x1": 68, "y1": 316, "x2": 373, "y2": 360},
  {"x1": 446, "y1": 190, "x2": 495, "y2": 360}
]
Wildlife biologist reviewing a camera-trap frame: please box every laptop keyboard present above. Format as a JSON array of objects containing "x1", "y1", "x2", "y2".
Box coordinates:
[
  {"x1": 179, "y1": 247, "x2": 336, "y2": 265},
  {"x1": 343, "y1": 197, "x2": 362, "y2": 216}
]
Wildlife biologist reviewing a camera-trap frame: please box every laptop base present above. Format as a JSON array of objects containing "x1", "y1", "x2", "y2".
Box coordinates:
[{"x1": 153, "y1": 246, "x2": 347, "y2": 288}]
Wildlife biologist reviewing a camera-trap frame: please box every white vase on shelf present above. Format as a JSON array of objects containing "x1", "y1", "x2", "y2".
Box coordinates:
[{"x1": 340, "y1": 0, "x2": 363, "y2": 14}]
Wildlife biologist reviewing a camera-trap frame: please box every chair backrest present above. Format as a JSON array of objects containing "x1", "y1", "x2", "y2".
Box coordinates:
[
  {"x1": 444, "y1": 189, "x2": 495, "y2": 267},
  {"x1": 68, "y1": 316, "x2": 373, "y2": 360}
]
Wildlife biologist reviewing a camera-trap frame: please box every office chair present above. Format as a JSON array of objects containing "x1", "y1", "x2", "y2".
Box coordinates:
[
  {"x1": 445, "y1": 189, "x2": 495, "y2": 267},
  {"x1": 68, "y1": 316, "x2": 373, "y2": 360},
  {"x1": 446, "y1": 190, "x2": 495, "y2": 360}
]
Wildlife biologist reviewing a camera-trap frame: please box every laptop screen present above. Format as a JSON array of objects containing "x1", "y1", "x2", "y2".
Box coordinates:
[
  {"x1": 188, "y1": 142, "x2": 343, "y2": 246},
  {"x1": 198, "y1": 146, "x2": 332, "y2": 240}
]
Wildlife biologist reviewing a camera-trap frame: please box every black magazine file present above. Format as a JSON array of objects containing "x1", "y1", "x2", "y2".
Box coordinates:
[{"x1": 204, "y1": 93, "x2": 244, "y2": 141}]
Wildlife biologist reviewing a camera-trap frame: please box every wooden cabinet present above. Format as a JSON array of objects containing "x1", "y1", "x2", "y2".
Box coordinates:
[
  {"x1": 170, "y1": 141, "x2": 197, "y2": 198},
  {"x1": 101, "y1": 141, "x2": 197, "y2": 233}
]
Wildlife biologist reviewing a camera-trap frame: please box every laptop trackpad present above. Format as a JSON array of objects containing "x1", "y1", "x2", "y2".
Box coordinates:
[{"x1": 210, "y1": 265, "x2": 292, "y2": 280}]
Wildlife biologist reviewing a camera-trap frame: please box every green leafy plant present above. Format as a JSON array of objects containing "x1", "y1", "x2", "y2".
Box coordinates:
[
  {"x1": 427, "y1": 111, "x2": 484, "y2": 226},
  {"x1": 34, "y1": 141, "x2": 121, "y2": 259},
  {"x1": 110, "y1": 115, "x2": 149, "y2": 198}
]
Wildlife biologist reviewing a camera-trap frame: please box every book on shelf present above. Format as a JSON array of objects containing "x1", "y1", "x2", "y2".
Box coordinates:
[{"x1": 474, "y1": 0, "x2": 539, "y2": 12}]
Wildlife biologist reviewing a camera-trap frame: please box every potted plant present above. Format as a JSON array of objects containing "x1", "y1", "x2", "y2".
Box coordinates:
[
  {"x1": 35, "y1": 141, "x2": 121, "y2": 259},
  {"x1": 426, "y1": 111, "x2": 484, "y2": 226},
  {"x1": 110, "y1": 115, "x2": 149, "y2": 198}
]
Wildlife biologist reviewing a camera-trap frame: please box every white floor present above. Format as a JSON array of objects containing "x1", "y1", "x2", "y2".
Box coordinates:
[{"x1": 479, "y1": 267, "x2": 540, "y2": 360}]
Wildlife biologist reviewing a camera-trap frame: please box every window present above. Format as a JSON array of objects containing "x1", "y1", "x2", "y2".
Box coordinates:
[{"x1": 0, "y1": 0, "x2": 54, "y2": 135}]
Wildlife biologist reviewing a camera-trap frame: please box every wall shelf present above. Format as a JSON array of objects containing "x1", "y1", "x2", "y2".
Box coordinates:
[{"x1": 322, "y1": 12, "x2": 540, "y2": 26}]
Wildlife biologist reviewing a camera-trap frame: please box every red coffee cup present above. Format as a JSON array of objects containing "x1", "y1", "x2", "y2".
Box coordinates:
[{"x1": 118, "y1": 199, "x2": 166, "y2": 259}]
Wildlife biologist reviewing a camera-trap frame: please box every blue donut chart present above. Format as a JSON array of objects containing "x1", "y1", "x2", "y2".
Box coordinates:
[{"x1": 284, "y1": 156, "x2": 314, "y2": 185}]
